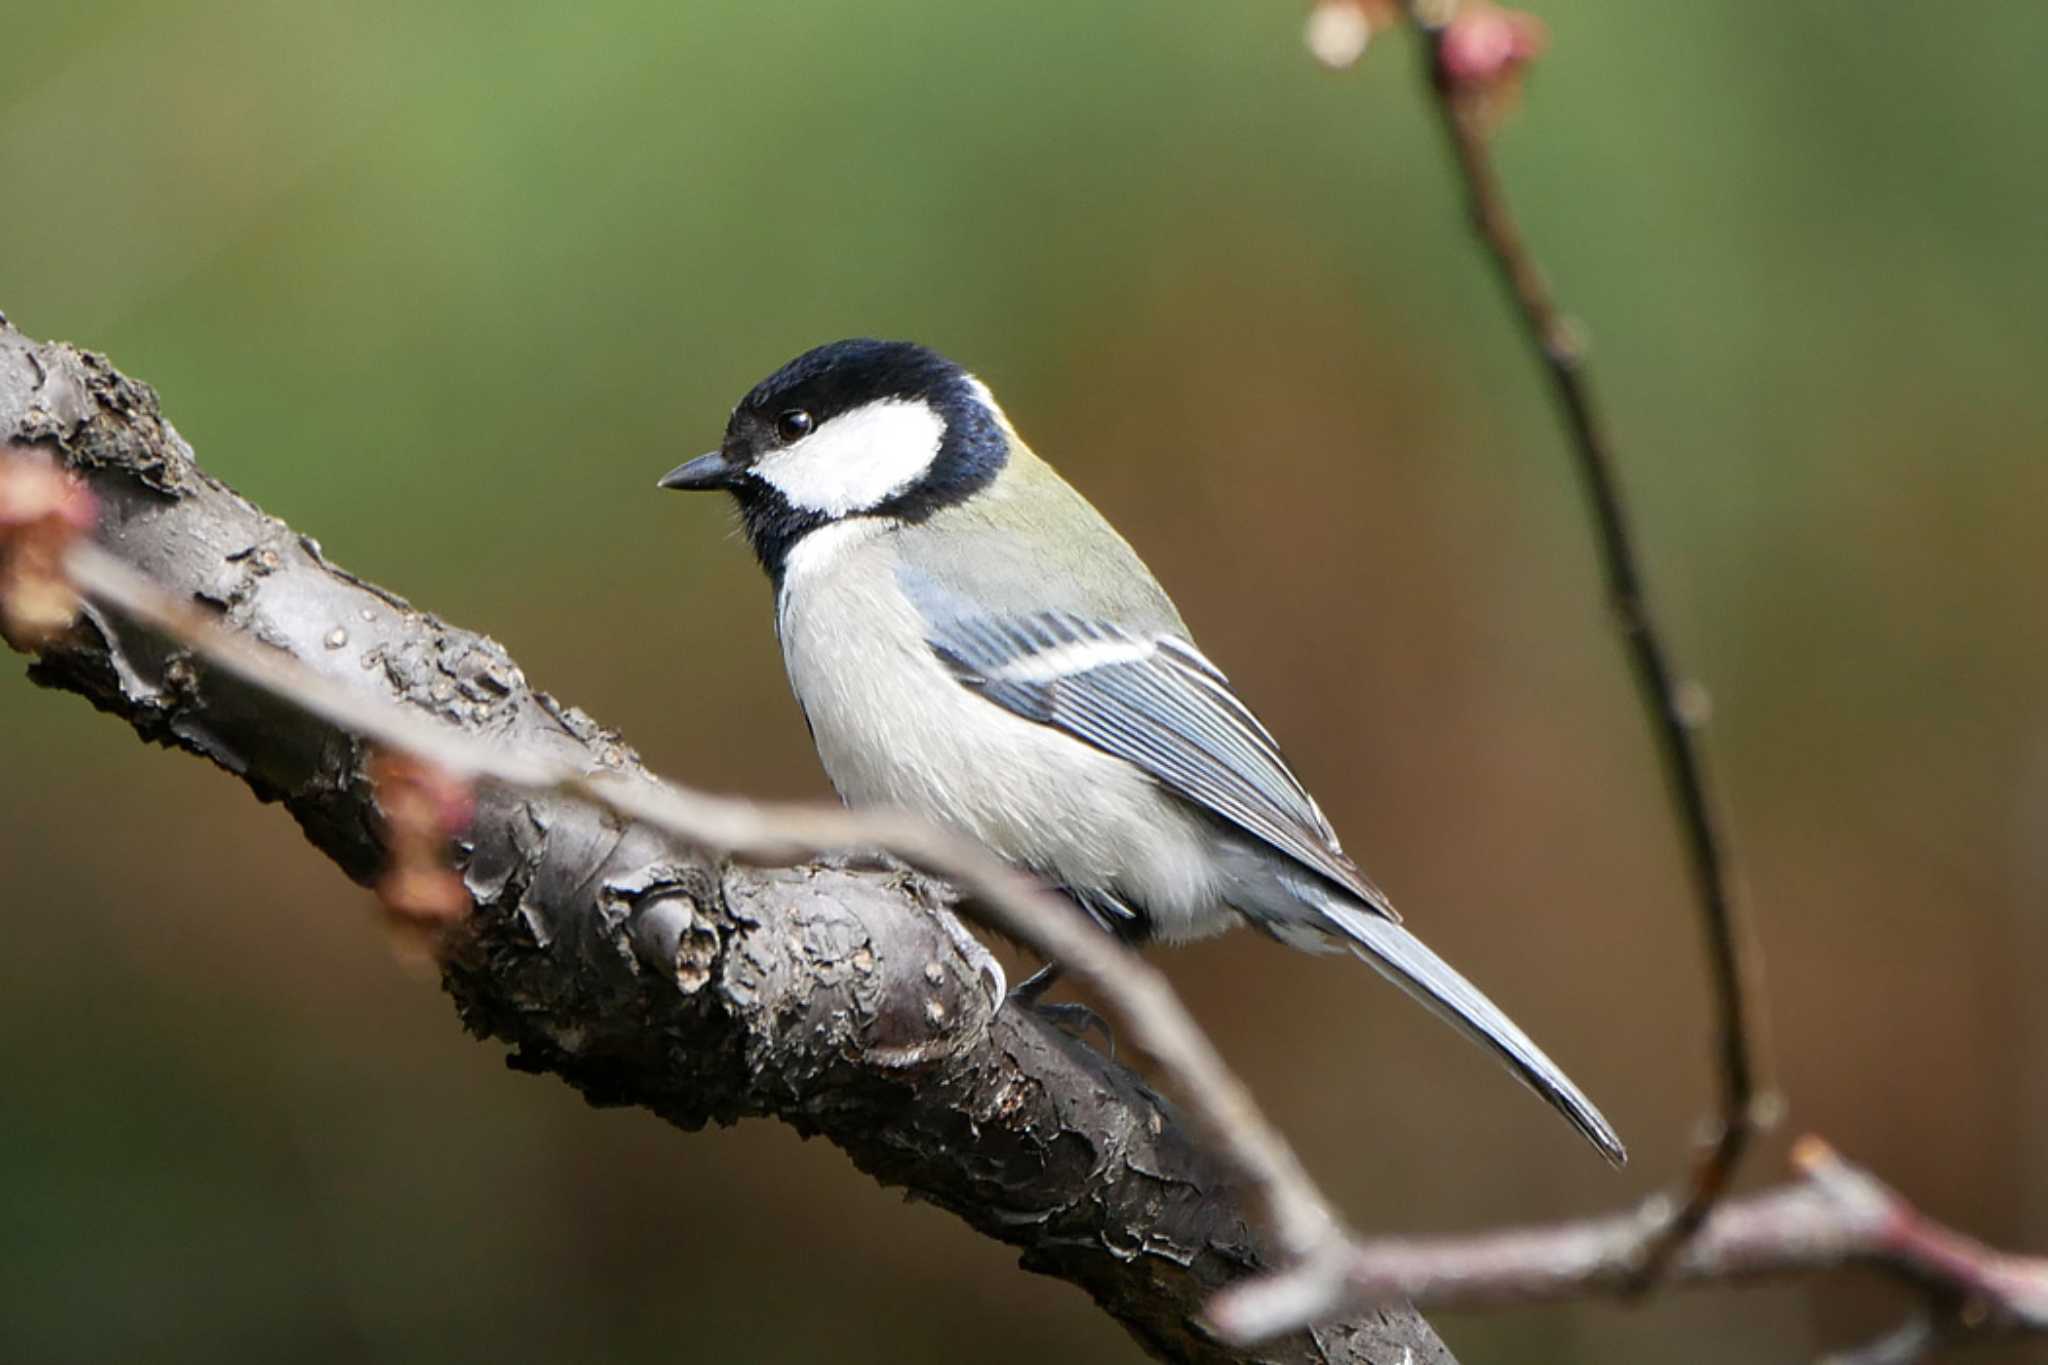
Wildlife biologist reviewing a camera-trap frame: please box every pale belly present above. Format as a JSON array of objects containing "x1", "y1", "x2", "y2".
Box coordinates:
[{"x1": 775, "y1": 538, "x2": 1236, "y2": 943}]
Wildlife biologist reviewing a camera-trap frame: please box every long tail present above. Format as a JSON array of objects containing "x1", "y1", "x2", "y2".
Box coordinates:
[{"x1": 1320, "y1": 900, "x2": 1627, "y2": 1167}]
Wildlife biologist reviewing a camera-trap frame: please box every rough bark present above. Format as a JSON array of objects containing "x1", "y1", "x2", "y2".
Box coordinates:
[{"x1": 0, "y1": 315, "x2": 1454, "y2": 1365}]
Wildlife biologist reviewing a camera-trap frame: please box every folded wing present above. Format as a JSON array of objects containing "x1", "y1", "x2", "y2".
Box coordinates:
[{"x1": 920, "y1": 602, "x2": 1395, "y2": 919}]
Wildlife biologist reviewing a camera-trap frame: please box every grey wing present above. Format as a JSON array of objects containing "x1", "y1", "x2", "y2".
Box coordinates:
[{"x1": 920, "y1": 602, "x2": 1397, "y2": 918}]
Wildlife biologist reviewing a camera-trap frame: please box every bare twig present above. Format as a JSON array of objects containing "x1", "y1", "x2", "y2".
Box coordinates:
[
  {"x1": 1199, "y1": 10, "x2": 2048, "y2": 1356},
  {"x1": 1397, "y1": 0, "x2": 1762, "y2": 1282},
  {"x1": 1821, "y1": 1315, "x2": 1940, "y2": 1365},
  {"x1": 57, "y1": 537, "x2": 1354, "y2": 1272},
  {"x1": 1212, "y1": 1139, "x2": 2048, "y2": 1359}
]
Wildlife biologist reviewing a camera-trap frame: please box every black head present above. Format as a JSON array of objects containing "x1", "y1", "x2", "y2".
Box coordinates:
[{"x1": 658, "y1": 339, "x2": 1009, "y2": 577}]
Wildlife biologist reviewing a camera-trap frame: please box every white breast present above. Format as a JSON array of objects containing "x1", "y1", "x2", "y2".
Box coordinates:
[{"x1": 774, "y1": 521, "x2": 1234, "y2": 942}]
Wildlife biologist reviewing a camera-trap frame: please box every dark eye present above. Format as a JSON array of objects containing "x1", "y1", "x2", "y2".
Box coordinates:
[{"x1": 775, "y1": 409, "x2": 814, "y2": 443}]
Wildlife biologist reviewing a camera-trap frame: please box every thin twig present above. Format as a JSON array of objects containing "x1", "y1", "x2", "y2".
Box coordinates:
[
  {"x1": 1210, "y1": 1139, "x2": 2048, "y2": 1360},
  {"x1": 59, "y1": 539, "x2": 1353, "y2": 1271},
  {"x1": 1398, "y1": 1, "x2": 1761, "y2": 1283},
  {"x1": 1821, "y1": 1315, "x2": 1940, "y2": 1365}
]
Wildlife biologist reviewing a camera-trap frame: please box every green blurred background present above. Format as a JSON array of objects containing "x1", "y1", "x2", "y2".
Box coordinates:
[{"x1": 5, "y1": 2, "x2": 2045, "y2": 1361}]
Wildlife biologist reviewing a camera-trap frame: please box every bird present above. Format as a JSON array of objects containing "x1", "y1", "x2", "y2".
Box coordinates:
[{"x1": 658, "y1": 338, "x2": 1626, "y2": 1166}]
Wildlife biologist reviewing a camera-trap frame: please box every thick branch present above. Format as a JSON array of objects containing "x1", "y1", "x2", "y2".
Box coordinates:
[
  {"x1": 49, "y1": 541, "x2": 1353, "y2": 1282},
  {"x1": 0, "y1": 316, "x2": 1452, "y2": 1365}
]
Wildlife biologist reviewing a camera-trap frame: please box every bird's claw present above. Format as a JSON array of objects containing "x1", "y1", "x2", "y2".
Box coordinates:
[{"x1": 1008, "y1": 963, "x2": 1115, "y2": 1056}]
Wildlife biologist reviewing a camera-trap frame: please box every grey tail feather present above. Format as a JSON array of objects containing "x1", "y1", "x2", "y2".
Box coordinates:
[{"x1": 1320, "y1": 901, "x2": 1628, "y2": 1168}]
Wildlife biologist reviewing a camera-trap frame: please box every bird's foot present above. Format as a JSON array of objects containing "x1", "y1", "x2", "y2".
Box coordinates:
[
  {"x1": 1008, "y1": 963, "x2": 1115, "y2": 1057},
  {"x1": 814, "y1": 846, "x2": 910, "y2": 875},
  {"x1": 927, "y1": 902, "x2": 1006, "y2": 1006}
]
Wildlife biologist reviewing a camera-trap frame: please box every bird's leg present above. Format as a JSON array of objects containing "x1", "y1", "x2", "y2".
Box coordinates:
[
  {"x1": 1010, "y1": 961, "x2": 1064, "y2": 1005},
  {"x1": 908, "y1": 873, "x2": 1120, "y2": 1053},
  {"x1": 926, "y1": 901, "x2": 1007, "y2": 1006},
  {"x1": 1008, "y1": 961, "x2": 1115, "y2": 1057}
]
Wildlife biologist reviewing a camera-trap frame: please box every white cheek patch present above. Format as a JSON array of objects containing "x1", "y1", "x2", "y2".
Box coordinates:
[{"x1": 753, "y1": 398, "x2": 947, "y2": 517}]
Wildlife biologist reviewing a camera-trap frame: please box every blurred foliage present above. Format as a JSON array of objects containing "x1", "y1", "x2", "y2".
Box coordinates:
[{"x1": 4, "y1": 2, "x2": 2046, "y2": 1362}]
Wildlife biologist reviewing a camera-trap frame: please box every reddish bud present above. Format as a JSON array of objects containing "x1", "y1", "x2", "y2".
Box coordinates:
[
  {"x1": 381, "y1": 909, "x2": 451, "y2": 976},
  {"x1": 370, "y1": 750, "x2": 475, "y2": 951},
  {"x1": 375, "y1": 865, "x2": 473, "y2": 923},
  {"x1": 0, "y1": 450, "x2": 97, "y2": 650},
  {"x1": 1438, "y1": 3, "x2": 1547, "y2": 89},
  {"x1": 371, "y1": 749, "x2": 475, "y2": 843},
  {"x1": 0, "y1": 454, "x2": 96, "y2": 530}
]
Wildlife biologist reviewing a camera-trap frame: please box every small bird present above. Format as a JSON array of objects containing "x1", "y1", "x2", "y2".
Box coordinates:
[{"x1": 660, "y1": 339, "x2": 1625, "y2": 1166}]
